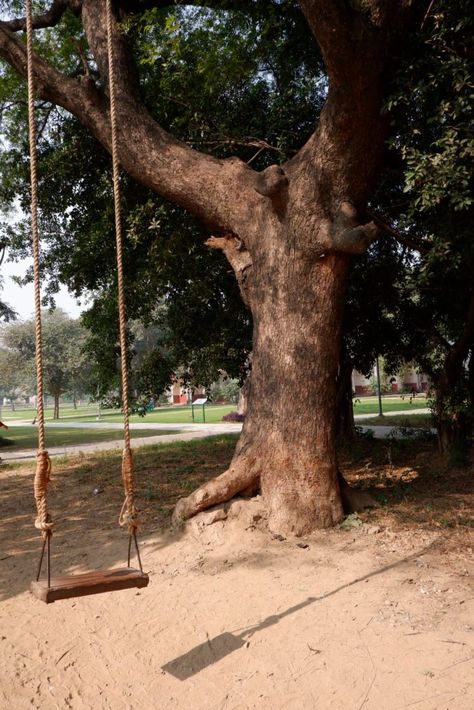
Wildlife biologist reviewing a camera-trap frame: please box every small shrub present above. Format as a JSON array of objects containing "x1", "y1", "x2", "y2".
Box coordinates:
[
  {"x1": 222, "y1": 411, "x2": 245, "y2": 423},
  {"x1": 387, "y1": 425, "x2": 436, "y2": 442},
  {"x1": 355, "y1": 425, "x2": 374, "y2": 439}
]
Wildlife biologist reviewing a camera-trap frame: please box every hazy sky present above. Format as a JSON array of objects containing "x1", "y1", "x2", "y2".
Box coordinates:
[{"x1": 1, "y1": 254, "x2": 83, "y2": 320}]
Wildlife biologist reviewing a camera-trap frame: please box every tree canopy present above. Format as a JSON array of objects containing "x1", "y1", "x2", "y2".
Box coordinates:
[{"x1": 0, "y1": 0, "x2": 471, "y2": 531}]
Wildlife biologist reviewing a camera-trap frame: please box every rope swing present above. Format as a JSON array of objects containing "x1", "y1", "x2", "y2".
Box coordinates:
[
  {"x1": 106, "y1": 0, "x2": 139, "y2": 536},
  {"x1": 26, "y1": 0, "x2": 54, "y2": 556},
  {"x1": 28, "y1": 0, "x2": 149, "y2": 603}
]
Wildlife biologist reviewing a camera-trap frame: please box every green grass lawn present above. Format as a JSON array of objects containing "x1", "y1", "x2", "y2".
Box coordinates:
[
  {"x1": 1, "y1": 396, "x2": 428, "y2": 428},
  {"x1": 0, "y1": 425, "x2": 176, "y2": 451},
  {"x1": 1, "y1": 404, "x2": 106, "y2": 422},
  {"x1": 1, "y1": 403, "x2": 235, "y2": 425},
  {"x1": 65, "y1": 404, "x2": 236, "y2": 425},
  {"x1": 353, "y1": 395, "x2": 428, "y2": 415}
]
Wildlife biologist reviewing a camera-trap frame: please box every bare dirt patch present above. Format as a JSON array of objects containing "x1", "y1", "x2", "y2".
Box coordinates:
[{"x1": 0, "y1": 436, "x2": 472, "y2": 709}]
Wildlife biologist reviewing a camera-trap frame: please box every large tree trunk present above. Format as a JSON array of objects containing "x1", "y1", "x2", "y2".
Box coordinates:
[
  {"x1": 175, "y1": 246, "x2": 349, "y2": 534},
  {"x1": 237, "y1": 375, "x2": 250, "y2": 417}
]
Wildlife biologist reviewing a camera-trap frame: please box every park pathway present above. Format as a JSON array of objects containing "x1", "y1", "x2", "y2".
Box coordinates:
[
  {"x1": 0, "y1": 409, "x2": 435, "y2": 463},
  {"x1": 0, "y1": 423, "x2": 242, "y2": 462}
]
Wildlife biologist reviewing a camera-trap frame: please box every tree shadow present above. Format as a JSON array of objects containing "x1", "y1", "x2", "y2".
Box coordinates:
[
  {"x1": 340, "y1": 438, "x2": 473, "y2": 529},
  {"x1": 162, "y1": 541, "x2": 439, "y2": 680}
]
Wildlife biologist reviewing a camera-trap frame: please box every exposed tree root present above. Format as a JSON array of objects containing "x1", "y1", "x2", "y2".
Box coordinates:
[
  {"x1": 172, "y1": 463, "x2": 259, "y2": 526},
  {"x1": 172, "y1": 464, "x2": 378, "y2": 531}
]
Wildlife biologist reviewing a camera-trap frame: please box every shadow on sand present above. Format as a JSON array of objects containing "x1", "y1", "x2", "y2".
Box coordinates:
[{"x1": 162, "y1": 542, "x2": 439, "y2": 680}]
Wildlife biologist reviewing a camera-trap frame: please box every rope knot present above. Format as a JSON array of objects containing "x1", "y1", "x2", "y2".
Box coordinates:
[
  {"x1": 34, "y1": 450, "x2": 54, "y2": 537},
  {"x1": 34, "y1": 513, "x2": 54, "y2": 535},
  {"x1": 119, "y1": 447, "x2": 139, "y2": 533}
]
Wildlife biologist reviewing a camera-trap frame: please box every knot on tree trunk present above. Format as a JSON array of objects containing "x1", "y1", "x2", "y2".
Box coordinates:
[
  {"x1": 254, "y1": 165, "x2": 288, "y2": 218},
  {"x1": 330, "y1": 201, "x2": 378, "y2": 254},
  {"x1": 254, "y1": 165, "x2": 288, "y2": 197}
]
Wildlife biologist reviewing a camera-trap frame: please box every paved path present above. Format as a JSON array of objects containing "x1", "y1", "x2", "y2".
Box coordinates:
[
  {"x1": 0, "y1": 423, "x2": 242, "y2": 462},
  {"x1": 0, "y1": 408, "x2": 432, "y2": 463},
  {"x1": 5, "y1": 420, "x2": 208, "y2": 430},
  {"x1": 355, "y1": 408, "x2": 430, "y2": 418}
]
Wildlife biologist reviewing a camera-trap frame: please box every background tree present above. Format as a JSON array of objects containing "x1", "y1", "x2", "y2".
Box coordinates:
[
  {"x1": 332, "y1": 0, "x2": 473, "y2": 454},
  {"x1": 0, "y1": 346, "x2": 28, "y2": 410},
  {"x1": 0, "y1": 235, "x2": 16, "y2": 321},
  {"x1": 1, "y1": 309, "x2": 89, "y2": 418},
  {"x1": 374, "y1": 0, "x2": 473, "y2": 456}
]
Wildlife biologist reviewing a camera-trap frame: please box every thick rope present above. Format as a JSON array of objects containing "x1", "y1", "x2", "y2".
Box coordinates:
[
  {"x1": 26, "y1": 0, "x2": 53, "y2": 539},
  {"x1": 106, "y1": 0, "x2": 138, "y2": 533},
  {"x1": 34, "y1": 450, "x2": 54, "y2": 534},
  {"x1": 118, "y1": 448, "x2": 138, "y2": 531}
]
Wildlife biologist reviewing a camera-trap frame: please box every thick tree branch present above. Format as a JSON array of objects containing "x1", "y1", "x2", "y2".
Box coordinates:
[
  {"x1": 299, "y1": 0, "x2": 359, "y2": 89},
  {"x1": 0, "y1": 1, "x2": 268, "y2": 241},
  {"x1": 0, "y1": 22, "x2": 94, "y2": 113},
  {"x1": 206, "y1": 234, "x2": 252, "y2": 274},
  {"x1": 299, "y1": 1, "x2": 407, "y2": 88},
  {"x1": 0, "y1": 0, "x2": 81, "y2": 32},
  {"x1": 293, "y1": 0, "x2": 409, "y2": 206},
  {"x1": 206, "y1": 234, "x2": 253, "y2": 305}
]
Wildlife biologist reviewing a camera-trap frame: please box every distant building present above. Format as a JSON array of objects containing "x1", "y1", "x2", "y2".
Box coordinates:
[
  {"x1": 352, "y1": 364, "x2": 430, "y2": 396},
  {"x1": 165, "y1": 381, "x2": 206, "y2": 404},
  {"x1": 352, "y1": 370, "x2": 372, "y2": 396}
]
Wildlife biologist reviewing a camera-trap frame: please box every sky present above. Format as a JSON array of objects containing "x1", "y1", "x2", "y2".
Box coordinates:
[{"x1": 1, "y1": 254, "x2": 83, "y2": 320}]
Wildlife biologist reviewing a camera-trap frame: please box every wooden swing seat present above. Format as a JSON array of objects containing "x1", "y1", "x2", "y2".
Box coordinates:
[{"x1": 30, "y1": 567, "x2": 149, "y2": 604}]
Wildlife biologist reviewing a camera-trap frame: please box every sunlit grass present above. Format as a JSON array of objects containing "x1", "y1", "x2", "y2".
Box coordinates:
[{"x1": 0, "y1": 425, "x2": 176, "y2": 450}]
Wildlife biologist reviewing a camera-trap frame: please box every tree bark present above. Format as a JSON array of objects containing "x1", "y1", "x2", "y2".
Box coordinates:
[
  {"x1": 468, "y1": 348, "x2": 474, "y2": 419},
  {"x1": 176, "y1": 242, "x2": 349, "y2": 534},
  {"x1": 434, "y1": 381, "x2": 470, "y2": 457},
  {"x1": 53, "y1": 393, "x2": 60, "y2": 420}
]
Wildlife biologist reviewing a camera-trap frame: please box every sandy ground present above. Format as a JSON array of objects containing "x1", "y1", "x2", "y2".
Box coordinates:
[{"x1": 1, "y1": 467, "x2": 473, "y2": 710}]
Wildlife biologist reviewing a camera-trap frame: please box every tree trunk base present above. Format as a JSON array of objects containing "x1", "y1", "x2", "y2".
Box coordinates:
[{"x1": 172, "y1": 463, "x2": 377, "y2": 533}]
